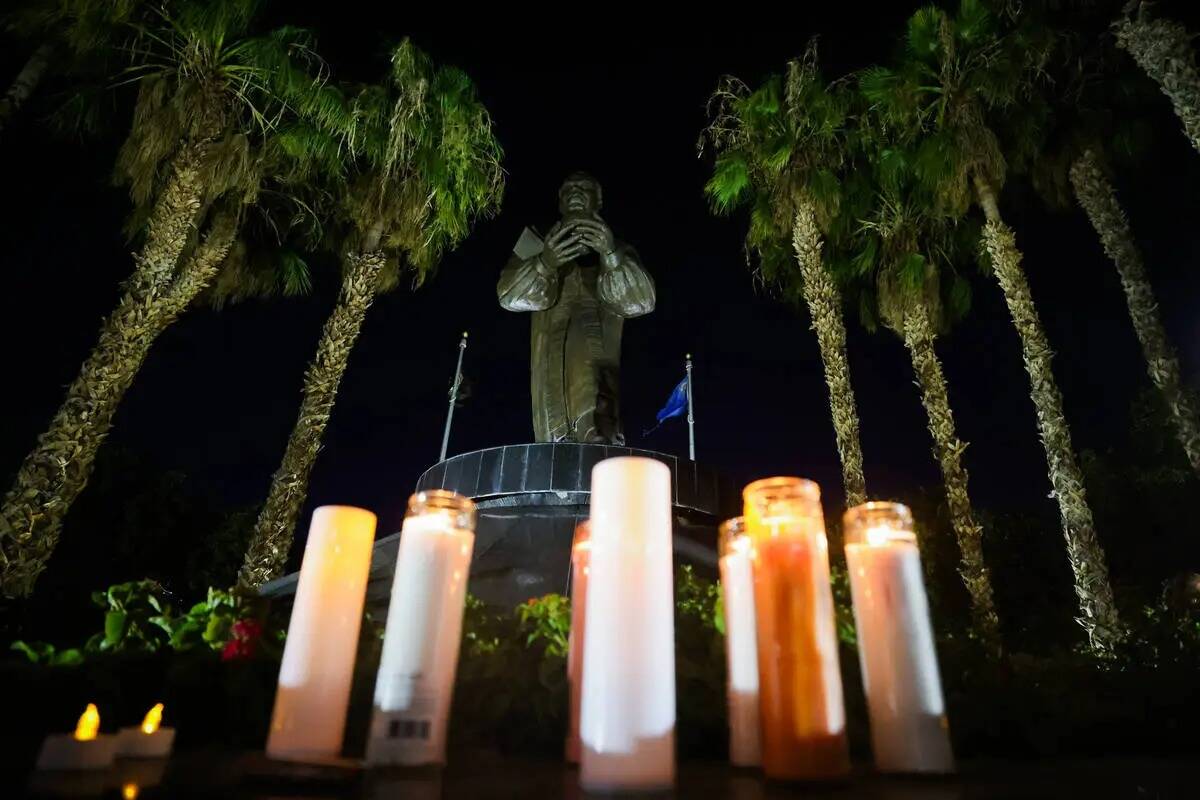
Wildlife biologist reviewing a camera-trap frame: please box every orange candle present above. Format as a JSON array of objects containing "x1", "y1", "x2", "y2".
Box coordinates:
[
  {"x1": 565, "y1": 519, "x2": 590, "y2": 764},
  {"x1": 744, "y1": 477, "x2": 848, "y2": 781}
]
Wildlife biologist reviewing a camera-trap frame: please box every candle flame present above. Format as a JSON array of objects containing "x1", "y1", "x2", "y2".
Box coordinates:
[
  {"x1": 141, "y1": 703, "x2": 164, "y2": 734},
  {"x1": 74, "y1": 703, "x2": 100, "y2": 741},
  {"x1": 122, "y1": 782, "x2": 139, "y2": 800},
  {"x1": 864, "y1": 525, "x2": 896, "y2": 547}
]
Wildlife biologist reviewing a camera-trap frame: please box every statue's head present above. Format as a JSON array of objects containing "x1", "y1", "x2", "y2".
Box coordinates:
[{"x1": 559, "y1": 172, "x2": 602, "y2": 217}]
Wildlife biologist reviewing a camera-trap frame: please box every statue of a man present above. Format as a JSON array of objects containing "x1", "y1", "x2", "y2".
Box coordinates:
[{"x1": 498, "y1": 173, "x2": 655, "y2": 444}]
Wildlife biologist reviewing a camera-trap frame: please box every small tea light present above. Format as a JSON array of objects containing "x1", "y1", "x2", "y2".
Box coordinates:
[
  {"x1": 36, "y1": 704, "x2": 118, "y2": 770},
  {"x1": 116, "y1": 704, "x2": 175, "y2": 759}
]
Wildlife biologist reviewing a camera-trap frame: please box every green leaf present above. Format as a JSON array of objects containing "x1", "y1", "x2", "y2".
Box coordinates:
[
  {"x1": 53, "y1": 649, "x2": 85, "y2": 667},
  {"x1": 204, "y1": 615, "x2": 232, "y2": 647},
  {"x1": 11, "y1": 641, "x2": 48, "y2": 663},
  {"x1": 104, "y1": 610, "x2": 129, "y2": 646}
]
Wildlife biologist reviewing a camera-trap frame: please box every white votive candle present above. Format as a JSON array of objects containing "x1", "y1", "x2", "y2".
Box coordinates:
[
  {"x1": 718, "y1": 517, "x2": 760, "y2": 768},
  {"x1": 565, "y1": 519, "x2": 590, "y2": 764},
  {"x1": 116, "y1": 704, "x2": 175, "y2": 758},
  {"x1": 844, "y1": 502, "x2": 953, "y2": 774},
  {"x1": 266, "y1": 505, "x2": 376, "y2": 762},
  {"x1": 36, "y1": 704, "x2": 118, "y2": 771},
  {"x1": 579, "y1": 457, "x2": 675, "y2": 793},
  {"x1": 367, "y1": 490, "x2": 476, "y2": 767}
]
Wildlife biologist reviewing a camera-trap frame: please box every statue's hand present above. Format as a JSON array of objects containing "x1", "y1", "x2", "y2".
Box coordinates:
[
  {"x1": 540, "y1": 223, "x2": 588, "y2": 270},
  {"x1": 574, "y1": 217, "x2": 617, "y2": 258}
]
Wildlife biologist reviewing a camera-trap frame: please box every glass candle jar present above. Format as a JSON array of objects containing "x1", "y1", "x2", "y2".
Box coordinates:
[
  {"x1": 743, "y1": 477, "x2": 848, "y2": 781},
  {"x1": 367, "y1": 490, "x2": 476, "y2": 767},
  {"x1": 844, "y1": 501, "x2": 952, "y2": 774}
]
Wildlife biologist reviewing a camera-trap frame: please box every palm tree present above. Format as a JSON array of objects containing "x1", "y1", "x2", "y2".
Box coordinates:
[
  {"x1": 236, "y1": 40, "x2": 505, "y2": 589},
  {"x1": 1115, "y1": 2, "x2": 1200, "y2": 156},
  {"x1": 1030, "y1": 14, "x2": 1200, "y2": 477},
  {"x1": 1068, "y1": 151, "x2": 1200, "y2": 473},
  {"x1": 839, "y1": 149, "x2": 1002, "y2": 653},
  {"x1": 1, "y1": 1, "x2": 181, "y2": 139},
  {"x1": 0, "y1": 0, "x2": 338, "y2": 598},
  {"x1": 860, "y1": 0, "x2": 1123, "y2": 653},
  {"x1": 701, "y1": 45, "x2": 869, "y2": 508}
]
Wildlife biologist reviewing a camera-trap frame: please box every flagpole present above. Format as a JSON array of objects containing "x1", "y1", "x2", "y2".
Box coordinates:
[
  {"x1": 440, "y1": 332, "x2": 468, "y2": 462},
  {"x1": 685, "y1": 353, "x2": 696, "y2": 462}
]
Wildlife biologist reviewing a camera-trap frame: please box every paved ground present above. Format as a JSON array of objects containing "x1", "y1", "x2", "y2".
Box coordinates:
[{"x1": 21, "y1": 754, "x2": 1198, "y2": 798}]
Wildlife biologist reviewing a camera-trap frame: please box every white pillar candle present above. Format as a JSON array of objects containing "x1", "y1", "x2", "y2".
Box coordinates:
[
  {"x1": 266, "y1": 505, "x2": 376, "y2": 762},
  {"x1": 565, "y1": 520, "x2": 590, "y2": 764},
  {"x1": 579, "y1": 457, "x2": 675, "y2": 793},
  {"x1": 718, "y1": 517, "x2": 760, "y2": 768},
  {"x1": 367, "y1": 490, "x2": 476, "y2": 768},
  {"x1": 844, "y1": 502, "x2": 953, "y2": 774}
]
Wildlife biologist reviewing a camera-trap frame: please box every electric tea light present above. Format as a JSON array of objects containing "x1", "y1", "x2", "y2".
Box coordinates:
[
  {"x1": 367, "y1": 490, "x2": 477, "y2": 768},
  {"x1": 743, "y1": 476, "x2": 849, "y2": 781},
  {"x1": 36, "y1": 703, "x2": 118, "y2": 771},
  {"x1": 718, "y1": 516, "x2": 760, "y2": 768},
  {"x1": 844, "y1": 502, "x2": 954, "y2": 774},
  {"x1": 116, "y1": 703, "x2": 175, "y2": 759}
]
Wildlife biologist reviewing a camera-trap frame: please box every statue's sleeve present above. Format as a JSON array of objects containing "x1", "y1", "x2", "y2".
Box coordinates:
[
  {"x1": 598, "y1": 245, "x2": 656, "y2": 318},
  {"x1": 497, "y1": 252, "x2": 561, "y2": 312}
]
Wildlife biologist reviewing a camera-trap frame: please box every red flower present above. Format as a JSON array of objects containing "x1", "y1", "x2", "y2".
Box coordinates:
[{"x1": 221, "y1": 618, "x2": 263, "y2": 661}]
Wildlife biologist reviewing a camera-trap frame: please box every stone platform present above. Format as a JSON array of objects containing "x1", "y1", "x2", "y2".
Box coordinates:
[{"x1": 262, "y1": 443, "x2": 739, "y2": 612}]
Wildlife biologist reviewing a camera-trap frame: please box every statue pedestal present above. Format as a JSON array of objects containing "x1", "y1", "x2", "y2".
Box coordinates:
[{"x1": 262, "y1": 443, "x2": 739, "y2": 615}]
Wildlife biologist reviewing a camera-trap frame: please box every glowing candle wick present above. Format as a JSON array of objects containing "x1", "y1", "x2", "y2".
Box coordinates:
[
  {"x1": 140, "y1": 703, "x2": 163, "y2": 735},
  {"x1": 74, "y1": 704, "x2": 100, "y2": 741}
]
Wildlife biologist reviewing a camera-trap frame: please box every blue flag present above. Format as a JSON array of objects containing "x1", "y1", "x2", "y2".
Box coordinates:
[{"x1": 645, "y1": 376, "x2": 688, "y2": 435}]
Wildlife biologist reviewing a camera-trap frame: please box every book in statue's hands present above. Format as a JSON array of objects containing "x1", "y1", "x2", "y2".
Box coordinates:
[{"x1": 513, "y1": 226, "x2": 544, "y2": 260}]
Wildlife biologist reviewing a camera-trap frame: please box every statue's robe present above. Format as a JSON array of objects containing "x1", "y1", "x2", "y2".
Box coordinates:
[{"x1": 497, "y1": 226, "x2": 655, "y2": 444}]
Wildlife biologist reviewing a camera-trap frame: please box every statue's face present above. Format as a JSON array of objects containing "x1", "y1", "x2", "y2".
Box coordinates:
[{"x1": 559, "y1": 176, "x2": 601, "y2": 216}]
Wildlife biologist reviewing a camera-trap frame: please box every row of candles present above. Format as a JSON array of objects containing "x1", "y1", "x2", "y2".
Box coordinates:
[
  {"x1": 714, "y1": 481, "x2": 953, "y2": 780},
  {"x1": 36, "y1": 456, "x2": 951, "y2": 792},
  {"x1": 562, "y1": 469, "x2": 953, "y2": 789}
]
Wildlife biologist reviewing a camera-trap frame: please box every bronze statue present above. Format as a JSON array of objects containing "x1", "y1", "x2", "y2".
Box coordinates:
[{"x1": 498, "y1": 173, "x2": 655, "y2": 444}]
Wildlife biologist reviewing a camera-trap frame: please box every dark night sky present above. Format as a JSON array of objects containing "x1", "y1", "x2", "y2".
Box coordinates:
[{"x1": 4, "y1": 4, "x2": 1200, "y2": 564}]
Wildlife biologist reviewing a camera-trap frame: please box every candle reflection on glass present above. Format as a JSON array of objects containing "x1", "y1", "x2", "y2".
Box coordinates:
[
  {"x1": 844, "y1": 502, "x2": 953, "y2": 774},
  {"x1": 565, "y1": 519, "x2": 590, "y2": 764},
  {"x1": 743, "y1": 477, "x2": 848, "y2": 781},
  {"x1": 718, "y1": 517, "x2": 760, "y2": 768}
]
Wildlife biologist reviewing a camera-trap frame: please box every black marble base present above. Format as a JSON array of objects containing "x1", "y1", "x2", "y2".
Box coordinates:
[{"x1": 263, "y1": 444, "x2": 739, "y2": 613}]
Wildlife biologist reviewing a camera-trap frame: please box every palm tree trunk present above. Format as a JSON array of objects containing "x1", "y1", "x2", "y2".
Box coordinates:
[
  {"x1": 0, "y1": 42, "x2": 53, "y2": 138},
  {"x1": 1115, "y1": 8, "x2": 1200, "y2": 156},
  {"x1": 1070, "y1": 150, "x2": 1200, "y2": 474},
  {"x1": 974, "y1": 174, "x2": 1123, "y2": 654},
  {"x1": 135, "y1": 139, "x2": 218, "y2": 288},
  {"x1": 0, "y1": 213, "x2": 237, "y2": 597},
  {"x1": 239, "y1": 250, "x2": 386, "y2": 589},
  {"x1": 792, "y1": 202, "x2": 868, "y2": 508},
  {"x1": 902, "y1": 303, "x2": 1002, "y2": 656}
]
